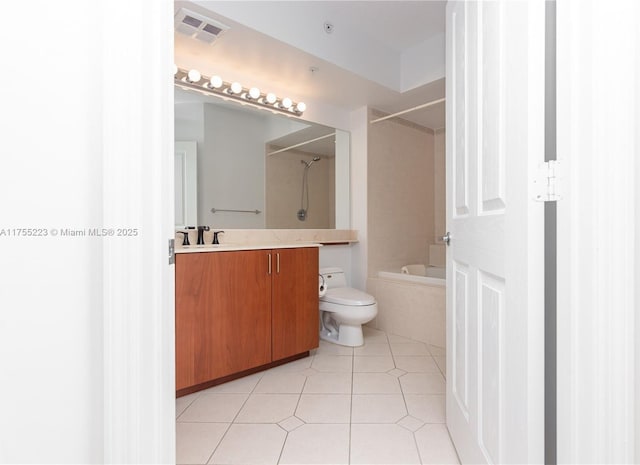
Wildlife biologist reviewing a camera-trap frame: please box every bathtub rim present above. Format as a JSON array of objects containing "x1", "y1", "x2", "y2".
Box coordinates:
[{"x1": 377, "y1": 268, "x2": 446, "y2": 287}]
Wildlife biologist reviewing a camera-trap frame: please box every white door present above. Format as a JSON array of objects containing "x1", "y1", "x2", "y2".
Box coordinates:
[{"x1": 445, "y1": 1, "x2": 545, "y2": 463}]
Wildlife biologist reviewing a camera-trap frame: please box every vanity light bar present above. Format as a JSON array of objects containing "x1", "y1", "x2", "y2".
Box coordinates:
[{"x1": 174, "y1": 68, "x2": 307, "y2": 116}]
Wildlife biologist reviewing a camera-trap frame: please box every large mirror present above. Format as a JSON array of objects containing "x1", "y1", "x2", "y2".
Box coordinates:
[{"x1": 174, "y1": 87, "x2": 350, "y2": 229}]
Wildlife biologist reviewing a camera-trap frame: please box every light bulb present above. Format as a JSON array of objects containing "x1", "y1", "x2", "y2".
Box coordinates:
[
  {"x1": 281, "y1": 97, "x2": 292, "y2": 109},
  {"x1": 248, "y1": 87, "x2": 261, "y2": 99},
  {"x1": 265, "y1": 93, "x2": 277, "y2": 104},
  {"x1": 187, "y1": 69, "x2": 201, "y2": 83},
  {"x1": 230, "y1": 82, "x2": 242, "y2": 94},
  {"x1": 209, "y1": 75, "x2": 223, "y2": 89},
  {"x1": 295, "y1": 102, "x2": 306, "y2": 113}
]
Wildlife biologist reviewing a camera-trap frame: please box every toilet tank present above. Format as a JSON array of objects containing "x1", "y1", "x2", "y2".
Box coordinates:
[{"x1": 319, "y1": 267, "x2": 347, "y2": 288}]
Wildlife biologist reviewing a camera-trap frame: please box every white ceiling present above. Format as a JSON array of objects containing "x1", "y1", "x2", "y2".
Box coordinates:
[{"x1": 175, "y1": 1, "x2": 446, "y2": 129}]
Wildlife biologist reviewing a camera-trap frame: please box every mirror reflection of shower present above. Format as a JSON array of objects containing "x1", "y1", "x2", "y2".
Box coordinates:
[{"x1": 297, "y1": 156, "x2": 321, "y2": 221}]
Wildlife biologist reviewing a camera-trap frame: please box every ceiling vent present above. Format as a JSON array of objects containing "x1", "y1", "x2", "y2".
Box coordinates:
[{"x1": 174, "y1": 8, "x2": 229, "y2": 45}]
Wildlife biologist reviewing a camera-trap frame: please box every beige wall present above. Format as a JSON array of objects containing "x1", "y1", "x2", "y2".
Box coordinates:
[
  {"x1": 365, "y1": 113, "x2": 446, "y2": 347},
  {"x1": 367, "y1": 112, "x2": 435, "y2": 277}
]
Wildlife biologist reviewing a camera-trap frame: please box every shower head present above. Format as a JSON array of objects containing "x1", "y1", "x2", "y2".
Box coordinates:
[{"x1": 301, "y1": 156, "x2": 321, "y2": 168}]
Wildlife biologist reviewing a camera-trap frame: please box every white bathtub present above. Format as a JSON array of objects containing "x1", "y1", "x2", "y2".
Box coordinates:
[
  {"x1": 369, "y1": 264, "x2": 446, "y2": 348},
  {"x1": 377, "y1": 265, "x2": 446, "y2": 287}
]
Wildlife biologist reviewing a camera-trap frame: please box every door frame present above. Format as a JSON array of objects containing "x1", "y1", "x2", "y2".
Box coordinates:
[
  {"x1": 101, "y1": 0, "x2": 176, "y2": 462},
  {"x1": 556, "y1": 0, "x2": 639, "y2": 462}
]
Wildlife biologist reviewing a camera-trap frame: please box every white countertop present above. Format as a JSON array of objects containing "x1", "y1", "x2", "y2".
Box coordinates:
[{"x1": 175, "y1": 242, "x2": 324, "y2": 254}]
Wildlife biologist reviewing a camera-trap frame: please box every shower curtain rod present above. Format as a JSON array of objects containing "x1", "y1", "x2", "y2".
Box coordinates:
[
  {"x1": 369, "y1": 97, "x2": 446, "y2": 124},
  {"x1": 267, "y1": 132, "x2": 336, "y2": 157}
]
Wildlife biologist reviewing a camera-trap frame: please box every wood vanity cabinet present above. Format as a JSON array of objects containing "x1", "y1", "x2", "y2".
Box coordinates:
[
  {"x1": 175, "y1": 247, "x2": 319, "y2": 393},
  {"x1": 175, "y1": 249, "x2": 272, "y2": 391},
  {"x1": 272, "y1": 247, "x2": 319, "y2": 360}
]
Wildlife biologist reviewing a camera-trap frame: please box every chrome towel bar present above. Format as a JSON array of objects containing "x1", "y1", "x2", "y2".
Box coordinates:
[{"x1": 211, "y1": 208, "x2": 261, "y2": 214}]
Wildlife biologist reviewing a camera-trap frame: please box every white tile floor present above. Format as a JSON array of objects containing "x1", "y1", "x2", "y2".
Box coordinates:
[{"x1": 176, "y1": 327, "x2": 460, "y2": 465}]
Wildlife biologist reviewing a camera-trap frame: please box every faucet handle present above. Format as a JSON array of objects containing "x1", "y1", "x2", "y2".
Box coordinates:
[
  {"x1": 212, "y1": 230, "x2": 225, "y2": 245},
  {"x1": 177, "y1": 231, "x2": 190, "y2": 246}
]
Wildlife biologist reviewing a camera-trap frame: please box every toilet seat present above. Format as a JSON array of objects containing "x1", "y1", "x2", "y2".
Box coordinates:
[{"x1": 322, "y1": 287, "x2": 375, "y2": 306}]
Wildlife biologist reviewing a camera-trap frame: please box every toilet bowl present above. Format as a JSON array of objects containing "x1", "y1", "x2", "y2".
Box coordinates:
[{"x1": 319, "y1": 267, "x2": 378, "y2": 347}]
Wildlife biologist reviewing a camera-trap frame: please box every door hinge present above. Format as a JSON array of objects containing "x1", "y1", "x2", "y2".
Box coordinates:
[
  {"x1": 168, "y1": 238, "x2": 175, "y2": 265},
  {"x1": 533, "y1": 160, "x2": 562, "y2": 202}
]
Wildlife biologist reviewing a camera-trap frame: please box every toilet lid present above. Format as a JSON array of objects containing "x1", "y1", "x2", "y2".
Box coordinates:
[{"x1": 322, "y1": 287, "x2": 376, "y2": 306}]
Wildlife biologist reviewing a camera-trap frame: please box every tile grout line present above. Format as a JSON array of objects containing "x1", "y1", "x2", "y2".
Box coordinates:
[
  {"x1": 175, "y1": 394, "x2": 199, "y2": 422},
  {"x1": 445, "y1": 425, "x2": 463, "y2": 465},
  {"x1": 393, "y1": 333, "x2": 426, "y2": 465},
  {"x1": 203, "y1": 374, "x2": 263, "y2": 465},
  {"x1": 412, "y1": 425, "x2": 426, "y2": 465},
  {"x1": 348, "y1": 341, "x2": 355, "y2": 465},
  {"x1": 278, "y1": 356, "x2": 311, "y2": 465},
  {"x1": 203, "y1": 421, "x2": 233, "y2": 465},
  {"x1": 276, "y1": 430, "x2": 289, "y2": 465},
  {"x1": 394, "y1": 344, "x2": 419, "y2": 462}
]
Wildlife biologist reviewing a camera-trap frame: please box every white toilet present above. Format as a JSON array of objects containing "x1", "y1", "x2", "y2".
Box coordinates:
[{"x1": 319, "y1": 267, "x2": 378, "y2": 347}]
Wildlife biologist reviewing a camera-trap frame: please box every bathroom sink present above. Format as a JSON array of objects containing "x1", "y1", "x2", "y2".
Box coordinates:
[{"x1": 185, "y1": 244, "x2": 231, "y2": 251}]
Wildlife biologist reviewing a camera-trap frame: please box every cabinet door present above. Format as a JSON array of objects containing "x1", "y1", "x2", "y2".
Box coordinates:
[
  {"x1": 175, "y1": 250, "x2": 272, "y2": 390},
  {"x1": 272, "y1": 247, "x2": 319, "y2": 360}
]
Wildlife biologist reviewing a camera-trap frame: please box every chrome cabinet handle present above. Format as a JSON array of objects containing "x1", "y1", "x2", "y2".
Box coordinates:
[
  {"x1": 441, "y1": 232, "x2": 451, "y2": 246},
  {"x1": 268, "y1": 253, "x2": 272, "y2": 274},
  {"x1": 276, "y1": 253, "x2": 280, "y2": 274}
]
